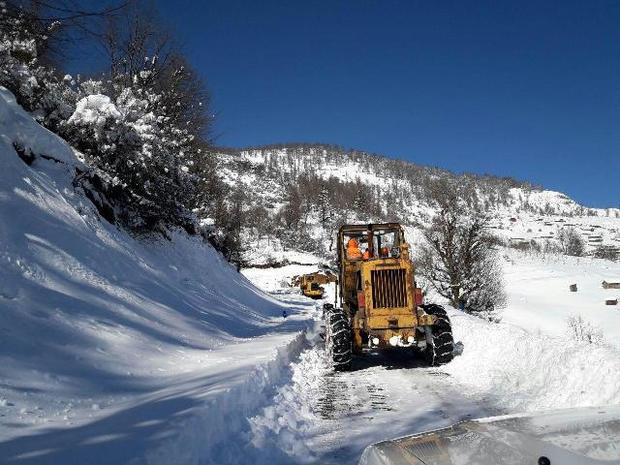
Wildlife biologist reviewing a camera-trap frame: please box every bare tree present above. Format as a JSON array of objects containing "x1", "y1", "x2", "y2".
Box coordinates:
[
  {"x1": 558, "y1": 228, "x2": 585, "y2": 257},
  {"x1": 416, "y1": 180, "x2": 506, "y2": 319}
]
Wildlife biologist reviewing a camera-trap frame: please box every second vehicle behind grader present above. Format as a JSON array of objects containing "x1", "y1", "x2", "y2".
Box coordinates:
[{"x1": 296, "y1": 271, "x2": 337, "y2": 299}]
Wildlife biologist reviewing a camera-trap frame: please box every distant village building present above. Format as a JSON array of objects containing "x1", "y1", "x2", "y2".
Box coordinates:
[{"x1": 602, "y1": 281, "x2": 620, "y2": 290}]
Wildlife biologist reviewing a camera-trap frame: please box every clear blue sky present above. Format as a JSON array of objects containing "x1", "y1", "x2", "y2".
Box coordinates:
[{"x1": 155, "y1": 1, "x2": 620, "y2": 207}]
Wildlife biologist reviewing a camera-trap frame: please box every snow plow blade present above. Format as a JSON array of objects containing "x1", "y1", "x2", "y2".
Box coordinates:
[{"x1": 359, "y1": 406, "x2": 620, "y2": 465}]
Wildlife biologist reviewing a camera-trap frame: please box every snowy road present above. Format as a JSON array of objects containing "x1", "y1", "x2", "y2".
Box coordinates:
[
  {"x1": 240, "y1": 264, "x2": 620, "y2": 465},
  {"x1": 248, "y1": 343, "x2": 499, "y2": 465},
  {"x1": 240, "y1": 267, "x2": 498, "y2": 465}
]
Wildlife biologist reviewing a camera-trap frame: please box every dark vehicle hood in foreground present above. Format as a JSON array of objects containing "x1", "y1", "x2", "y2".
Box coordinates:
[{"x1": 359, "y1": 405, "x2": 620, "y2": 465}]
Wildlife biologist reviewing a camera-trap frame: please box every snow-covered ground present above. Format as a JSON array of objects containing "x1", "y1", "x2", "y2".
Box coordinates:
[
  {"x1": 0, "y1": 87, "x2": 313, "y2": 464},
  {"x1": 502, "y1": 250, "x2": 620, "y2": 346},
  {"x1": 238, "y1": 262, "x2": 620, "y2": 465}
]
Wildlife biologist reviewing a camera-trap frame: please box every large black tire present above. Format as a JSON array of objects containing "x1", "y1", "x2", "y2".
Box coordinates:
[
  {"x1": 421, "y1": 304, "x2": 454, "y2": 366},
  {"x1": 325, "y1": 306, "x2": 352, "y2": 371}
]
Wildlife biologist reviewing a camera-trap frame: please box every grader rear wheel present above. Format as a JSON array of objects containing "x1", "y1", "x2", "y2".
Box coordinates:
[
  {"x1": 421, "y1": 304, "x2": 454, "y2": 366},
  {"x1": 325, "y1": 305, "x2": 352, "y2": 371}
]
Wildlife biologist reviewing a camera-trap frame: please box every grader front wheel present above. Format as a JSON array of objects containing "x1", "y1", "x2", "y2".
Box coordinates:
[{"x1": 324, "y1": 306, "x2": 352, "y2": 371}]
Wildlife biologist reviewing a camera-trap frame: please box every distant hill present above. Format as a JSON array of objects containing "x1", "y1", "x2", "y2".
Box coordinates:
[{"x1": 211, "y1": 144, "x2": 620, "y2": 265}]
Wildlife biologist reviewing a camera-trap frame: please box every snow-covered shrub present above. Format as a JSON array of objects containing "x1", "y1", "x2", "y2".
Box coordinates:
[
  {"x1": 508, "y1": 239, "x2": 541, "y2": 254},
  {"x1": 1, "y1": 1, "x2": 214, "y2": 235},
  {"x1": 593, "y1": 245, "x2": 619, "y2": 261},
  {"x1": 62, "y1": 76, "x2": 197, "y2": 232},
  {"x1": 0, "y1": 3, "x2": 75, "y2": 129},
  {"x1": 566, "y1": 315, "x2": 604, "y2": 345},
  {"x1": 558, "y1": 227, "x2": 585, "y2": 257},
  {"x1": 542, "y1": 240, "x2": 562, "y2": 255}
]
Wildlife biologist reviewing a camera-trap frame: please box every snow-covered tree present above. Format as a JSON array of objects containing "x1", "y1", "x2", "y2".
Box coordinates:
[
  {"x1": 63, "y1": 80, "x2": 194, "y2": 231},
  {"x1": 0, "y1": 2, "x2": 72, "y2": 126},
  {"x1": 416, "y1": 180, "x2": 506, "y2": 320},
  {"x1": 558, "y1": 228, "x2": 585, "y2": 257},
  {"x1": 1, "y1": 0, "x2": 214, "y2": 234},
  {"x1": 56, "y1": 3, "x2": 212, "y2": 232}
]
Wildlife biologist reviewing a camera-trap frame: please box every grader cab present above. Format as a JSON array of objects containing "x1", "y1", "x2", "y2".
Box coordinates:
[{"x1": 324, "y1": 223, "x2": 454, "y2": 371}]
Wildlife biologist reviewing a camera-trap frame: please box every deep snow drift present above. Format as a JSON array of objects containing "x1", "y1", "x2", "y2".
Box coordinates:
[{"x1": 0, "y1": 87, "x2": 310, "y2": 464}]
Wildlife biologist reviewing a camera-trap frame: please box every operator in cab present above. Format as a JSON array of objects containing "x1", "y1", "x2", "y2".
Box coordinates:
[{"x1": 346, "y1": 237, "x2": 362, "y2": 260}]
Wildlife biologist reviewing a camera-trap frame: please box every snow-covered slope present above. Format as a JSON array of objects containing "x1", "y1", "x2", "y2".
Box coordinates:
[
  {"x1": 214, "y1": 145, "x2": 620, "y2": 266},
  {"x1": 501, "y1": 251, "x2": 620, "y2": 345},
  {"x1": 0, "y1": 87, "x2": 310, "y2": 463},
  {"x1": 225, "y1": 145, "x2": 617, "y2": 217}
]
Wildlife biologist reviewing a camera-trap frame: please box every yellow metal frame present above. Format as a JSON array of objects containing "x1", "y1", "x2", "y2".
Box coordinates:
[
  {"x1": 337, "y1": 224, "x2": 437, "y2": 352},
  {"x1": 302, "y1": 287, "x2": 324, "y2": 298}
]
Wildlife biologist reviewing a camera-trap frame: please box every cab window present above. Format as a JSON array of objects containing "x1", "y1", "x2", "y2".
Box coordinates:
[
  {"x1": 372, "y1": 229, "x2": 400, "y2": 258},
  {"x1": 343, "y1": 232, "x2": 369, "y2": 261}
]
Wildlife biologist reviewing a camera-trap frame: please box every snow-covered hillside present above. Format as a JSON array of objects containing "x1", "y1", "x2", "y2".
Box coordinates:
[
  {"x1": 214, "y1": 145, "x2": 620, "y2": 266},
  {"x1": 0, "y1": 87, "x2": 312, "y2": 464},
  {"x1": 225, "y1": 145, "x2": 618, "y2": 216}
]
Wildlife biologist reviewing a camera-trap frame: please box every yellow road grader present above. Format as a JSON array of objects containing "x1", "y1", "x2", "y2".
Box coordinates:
[
  {"x1": 294, "y1": 271, "x2": 337, "y2": 299},
  {"x1": 324, "y1": 223, "x2": 454, "y2": 371}
]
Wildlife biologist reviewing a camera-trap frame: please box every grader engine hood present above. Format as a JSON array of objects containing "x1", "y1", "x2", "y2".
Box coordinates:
[
  {"x1": 359, "y1": 406, "x2": 620, "y2": 465},
  {"x1": 359, "y1": 260, "x2": 427, "y2": 330},
  {"x1": 365, "y1": 264, "x2": 410, "y2": 310}
]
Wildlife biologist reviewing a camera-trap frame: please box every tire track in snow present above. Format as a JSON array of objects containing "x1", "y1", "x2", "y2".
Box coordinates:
[{"x1": 247, "y1": 340, "x2": 499, "y2": 465}]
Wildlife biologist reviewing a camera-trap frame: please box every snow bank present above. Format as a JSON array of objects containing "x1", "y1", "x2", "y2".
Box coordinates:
[
  {"x1": 249, "y1": 347, "x2": 327, "y2": 464},
  {"x1": 143, "y1": 332, "x2": 310, "y2": 465},
  {"x1": 445, "y1": 309, "x2": 620, "y2": 412},
  {"x1": 0, "y1": 86, "x2": 307, "y2": 462}
]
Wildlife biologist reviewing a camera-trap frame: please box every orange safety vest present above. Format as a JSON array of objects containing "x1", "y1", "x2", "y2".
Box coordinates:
[
  {"x1": 347, "y1": 247, "x2": 362, "y2": 260},
  {"x1": 346, "y1": 238, "x2": 362, "y2": 260}
]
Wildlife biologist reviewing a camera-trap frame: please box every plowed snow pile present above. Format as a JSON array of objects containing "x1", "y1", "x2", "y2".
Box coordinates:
[
  {"x1": 0, "y1": 87, "x2": 309, "y2": 464},
  {"x1": 424, "y1": 250, "x2": 620, "y2": 413},
  {"x1": 445, "y1": 307, "x2": 620, "y2": 411}
]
